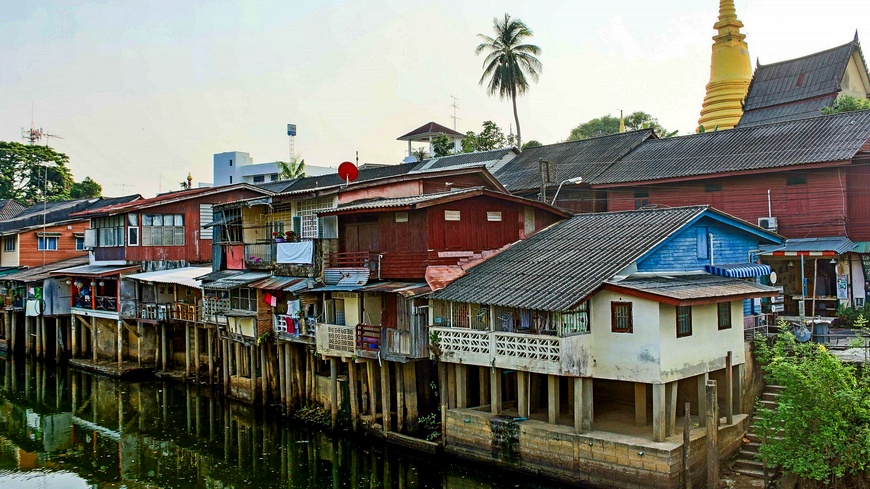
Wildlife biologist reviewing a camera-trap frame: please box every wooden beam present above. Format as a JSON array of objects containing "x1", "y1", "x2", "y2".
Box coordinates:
[
  {"x1": 403, "y1": 363, "x2": 418, "y2": 432},
  {"x1": 330, "y1": 357, "x2": 339, "y2": 429},
  {"x1": 490, "y1": 367, "x2": 502, "y2": 415},
  {"x1": 455, "y1": 364, "x2": 467, "y2": 409},
  {"x1": 348, "y1": 360, "x2": 359, "y2": 431},
  {"x1": 706, "y1": 380, "x2": 719, "y2": 488},
  {"x1": 381, "y1": 360, "x2": 392, "y2": 433},
  {"x1": 697, "y1": 372, "x2": 709, "y2": 427},
  {"x1": 725, "y1": 351, "x2": 733, "y2": 425},
  {"x1": 547, "y1": 375, "x2": 559, "y2": 425},
  {"x1": 652, "y1": 383, "x2": 666, "y2": 442},
  {"x1": 121, "y1": 320, "x2": 141, "y2": 338},
  {"x1": 185, "y1": 324, "x2": 191, "y2": 378}
]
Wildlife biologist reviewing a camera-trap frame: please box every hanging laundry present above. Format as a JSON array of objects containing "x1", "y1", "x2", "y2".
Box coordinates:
[{"x1": 264, "y1": 293, "x2": 278, "y2": 307}]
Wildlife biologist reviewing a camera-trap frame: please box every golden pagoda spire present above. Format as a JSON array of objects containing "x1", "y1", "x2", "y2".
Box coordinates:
[
  {"x1": 697, "y1": 0, "x2": 752, "y2": 131},
  {"x1": 619, "y1": 110, "x2": 626, "y2": 133}
]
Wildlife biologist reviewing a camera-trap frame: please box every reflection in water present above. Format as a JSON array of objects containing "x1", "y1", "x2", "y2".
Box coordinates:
[{"x1": 0, "y1": 358, "x2": 568, "y2": 489}]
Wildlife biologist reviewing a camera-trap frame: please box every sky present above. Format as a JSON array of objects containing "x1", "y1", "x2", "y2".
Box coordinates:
[{"x1": 2, "y1": 0, "x2": 869, "y2": 198}]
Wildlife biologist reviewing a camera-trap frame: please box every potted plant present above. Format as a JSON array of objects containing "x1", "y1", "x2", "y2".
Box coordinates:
[
  {"x1": 285, "y1": 230, "x2": 297, "y2": 242},
  {"x1": 272, "y1": 231, "x2": 284, "y2": 243}
]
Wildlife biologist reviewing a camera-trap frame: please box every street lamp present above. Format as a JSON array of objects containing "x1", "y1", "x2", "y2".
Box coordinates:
[{"x1": 550, "y1": 177, "x2": 584, "y2": 205}]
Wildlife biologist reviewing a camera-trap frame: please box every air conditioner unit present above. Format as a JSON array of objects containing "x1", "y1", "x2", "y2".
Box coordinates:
[{"x1": 757, "y1": 216, "x2": 778, "y2": 232}]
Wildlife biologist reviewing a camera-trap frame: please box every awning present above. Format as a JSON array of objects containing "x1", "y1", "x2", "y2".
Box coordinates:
[
  {"x1": 248, "y1": 276, "x2": 315, "y2": 293},
  {"x1": 200, "y1": 271, "x2": 271, "y2": 290},
  {"x1": 125, "y1": 267, "x2": 211, "y2": 289},
  {"x1": 760, "y1": 237, "x2": 855, "y2": 256},
  {"x1": 704, "y1": 263, "x2": 772, "y2": 278},
  {"x1": 604, "y1": 273, "x2": 780, "y2": 305},
  {"x1": 1, "y1": 257, "x2": 89, "y2": 283},
  {"x1": 50, "y1": 264, "x2": 140, "y2": 278},
  {"x1": 311, "y1": 284, "x2": 365, "y2": 292},
  {"x1": 194, "y1": 269, "x2": 243, "y2": 282}
]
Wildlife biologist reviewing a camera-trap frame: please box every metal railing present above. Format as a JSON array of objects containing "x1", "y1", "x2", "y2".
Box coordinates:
[{"x1": 245, "y1": 242, "x2": 274, "y2": 267}]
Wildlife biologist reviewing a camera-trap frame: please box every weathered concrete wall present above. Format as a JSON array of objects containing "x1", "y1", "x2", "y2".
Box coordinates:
[{"x1": 444, "y1": 408, "x2": 748, "y2": 489}]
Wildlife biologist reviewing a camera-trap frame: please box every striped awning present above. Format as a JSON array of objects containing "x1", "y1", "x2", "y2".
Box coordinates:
[{"x1": 704, "y1": 263, "x2": 772, "y2": 278}]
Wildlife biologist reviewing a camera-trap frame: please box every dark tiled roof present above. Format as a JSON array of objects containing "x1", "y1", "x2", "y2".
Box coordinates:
[
  {"x1": 410, "y1": 148, "x2": 517, "y2": 172},
  {"x1": 592, "y1": 111, "x2": 870, "y2": 185},
  {"x1": 0, "y1": 195, "x2": 139, "y2": 233},
  {"x1": 74, "y1": 185, "x2": 264, "y2": 216},
  {"x1": 0, "y1": 199, "x2": 26, "y2": 221},
  {"x1": 494, "y1": 130, "x2": 654, "y2": 191},
  {"x1": 430, "y1": 206, "x2": 709, "y2": 311},
  {"x1": 743, "y1": 41, "x2": 855, "y2": 110},
  {"x1": 276, "y1": 163, "x2": 417, "y2": 194},
  {"x1": 331, "y1": 188, "x2": 483, "y2": 212},
  {"x1": 2, "y1": 256, "x2": 90, "y2": 284},
  {"x1": 255, "y1": 180, "x2": 298, "y2": 193},
  {"x1": 606, "y1": 273, "x2": 779, "y2": 301},
  {"x1": 737, "y1": 95, "x2": 837, "y2": 127},
  {"x1": 397, "y1": 122, "x2": 465, "y2": 140}
]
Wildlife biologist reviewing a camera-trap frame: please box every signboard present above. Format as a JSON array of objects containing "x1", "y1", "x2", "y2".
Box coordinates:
[
  {"x1": 287, "y1": 123, "x2": 297, "y2": 136},
  {"x1": 837, "y1": 274, "x2": 849, "y2": 300}
]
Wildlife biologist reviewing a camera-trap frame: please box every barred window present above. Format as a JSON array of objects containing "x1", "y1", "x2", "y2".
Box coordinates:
[
  {"x1": 717, "y1": 302, "x2": 732, "y2": 330},
  {"x1": 677, "y1": 305, "x2": 693, "y2": 337},
  {"x1": 296, "y1": 197, "x2": 333, "y2": 239},
  {"x1": 611, "y1": 301, "x2": 633, "y2": 333},
  {"x1": 142, "y1": 214, "x2": 184, "y2": 246},
  {"x1": 94, "y1": 215, "x2": 124, "y2": 247}
]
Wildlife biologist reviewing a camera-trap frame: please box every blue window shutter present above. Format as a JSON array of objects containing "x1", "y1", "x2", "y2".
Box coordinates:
[{"x1": 697, "y1": 227, "x2": 708, "y2": 259}]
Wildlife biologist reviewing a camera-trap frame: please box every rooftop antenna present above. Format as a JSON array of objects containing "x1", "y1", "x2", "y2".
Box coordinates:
[{"x1": 450, "y1": 95, "x2": 461, "y2": 130}]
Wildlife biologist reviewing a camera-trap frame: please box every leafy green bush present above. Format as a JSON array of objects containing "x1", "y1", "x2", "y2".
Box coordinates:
[
  {"x1": 837, "y1": 304, "x2": 870, "y2": 328},
  {"x1": 754, "y1": 332, "x2": 870, "y2": 485}
]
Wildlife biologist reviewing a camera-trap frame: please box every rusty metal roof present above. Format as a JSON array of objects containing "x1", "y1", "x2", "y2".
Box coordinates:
[
  {"x1": 126, "y1": 267, "x2": 212, "y2": 289},
  {"x1": 2, "y1": 256, "x2": 89, "y2": 284},
  {"x1": 49, "y1": 263, "x2": 140, "y2": 278},
  {"x1": 357, "y1": 281, "x2": 431, "y2": 297},
  {"x1": 200, "y1": 271, "x2": 271, "y2": 290},
  {"x1": 248, "y1": 276, "x2": 314, "y2": 292}
]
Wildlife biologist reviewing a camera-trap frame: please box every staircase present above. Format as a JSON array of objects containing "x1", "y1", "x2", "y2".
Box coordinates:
[{"x1": 732, "y1": 384, "x2": 785, "y2": 477}]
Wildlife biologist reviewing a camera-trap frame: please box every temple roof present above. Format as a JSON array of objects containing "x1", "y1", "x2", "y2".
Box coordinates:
[{"x1": 397, "y1": 122, "x2": 465, "y2": 141}]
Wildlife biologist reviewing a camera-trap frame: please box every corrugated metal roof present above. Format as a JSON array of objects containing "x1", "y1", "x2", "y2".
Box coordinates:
[
  {"x1": 397, "y1": 122, "x2": 465, "y2": 140},
  {"x1": 410, "y1": 148, "x2": 517, "y2": 173},
  {"x1": 200, "y1": 271, "x2": 271, "y2": 290},
  {"x1": 194, "y1": 269, "x2": 243, "y2": 281},
  {"x1": 430, "y1": 206, "x2": 710, "y2": 311},
  {"x1": 125, "y1": 267, "x2": 212, "y2": 289},
  {"x1": 737, "y1": 95, "x2": 837, "y2": 128},
  {"x1": 493, "y1": 130, "x2": 654, "y2": 192},
  {"x1": 248, "y1": 276, "x2": 314, "y2": 292},
  {"x1": 275, "y1": 163, "x2": 416, "y2": 195},
  {"x1": 50, "y1": 263, "x2": 140, "y2": 277},
  {"x1": 606, "y1": 273, "x2": 780, "y2": 301},
  {"x1": 330, "y1": 187, "x2": 482, "y2": 212},
  {"x1": 742, "y1": 41, "x2": 855, "y2": 112},
  {"x1": 0, "y1": 199, "x2": 25, "y2": 221},
  {"x1": 592, "y1": 110, "x2": 870, "y2": 185},
  {"x1": 1, "y1": 256, "x2": 89, "y2": 283},
  {"x1": 357, "y1": 282, "x2": 431, "y2": 297},
  {"x1": 760, "y1": 237, "x2": 855, "y2": 255}
]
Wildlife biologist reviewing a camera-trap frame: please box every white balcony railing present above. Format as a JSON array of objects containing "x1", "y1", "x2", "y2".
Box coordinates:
[
  {"x1": 315, "y1": 323, "x2": 356, "y2": 357},
  {"x1": 432, "y1": 327, "x2": 591, "y2": 376}
]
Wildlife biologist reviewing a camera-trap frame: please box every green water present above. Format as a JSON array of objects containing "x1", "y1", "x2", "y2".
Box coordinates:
[{"x1": 0, "y1": 357, "x2": 573, "y2": 489}]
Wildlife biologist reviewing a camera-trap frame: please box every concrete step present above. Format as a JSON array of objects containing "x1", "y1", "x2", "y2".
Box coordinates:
[
  {"x1": 746, "y1": 431, "x2": 783, "y2": 443},
  {"x1": 766, "y1": 384, "x2": 786, "y2": 393},
  {"x1": 758, "y1": 399, "x2": 777, "y2": 410},
  {"x1": 761, "y1": 391, "x2": 781, "y2": 402},
  {"x1": 732, "y1": 465, "x2": 768, "y2": 478},
  {"x1": 733, "y1": 458, "x2": 766, "y2": 473}
]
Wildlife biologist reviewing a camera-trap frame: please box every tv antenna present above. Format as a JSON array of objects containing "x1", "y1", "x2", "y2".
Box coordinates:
[
  {"x1": 450, "y1": 96, "x2": 461, "y2": 130},
  {"x1": 21, "y1": 125, "x2": 63, "y2": 146}
]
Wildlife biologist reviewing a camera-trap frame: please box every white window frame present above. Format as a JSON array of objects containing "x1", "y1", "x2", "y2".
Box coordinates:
[{"x1": 37, "y1": 236, "x2": 58, "y2": 251}]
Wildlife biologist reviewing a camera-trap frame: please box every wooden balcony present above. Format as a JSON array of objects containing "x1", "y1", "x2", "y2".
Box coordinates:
[
  {"x1": 431, "y1": 327, "x2": 592, "y2": 376},
  {"x1": 315, "y1": 323, "x2": 356, "y2": 358},
  {"x1": 245, "y1": 243, "x2": 274, "y2": 269},
  {"x1": 315, "y1": 321, "x2": 431, "y2": 360},
  {"x1": 135, "y1": 302, "x2": 200, "y2": 322},
  {"x1": 327, "y1": 250, "x2": 480, "y2": 280}
]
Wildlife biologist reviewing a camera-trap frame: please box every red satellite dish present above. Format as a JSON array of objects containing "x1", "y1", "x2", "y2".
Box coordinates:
[{"x1": 338, "y1": 161, "x2": 359, "y2": 182}]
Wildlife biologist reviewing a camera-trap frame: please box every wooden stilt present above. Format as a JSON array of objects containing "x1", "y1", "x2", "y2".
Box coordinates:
[
  {"x1": 455, "y1": 364, "x2": 467, "y2": 409},
  {"x1": 582, "y1": 378, "x2": 593, "y2": 431},
  {"x1": 277, "y1": 343, "x2": 286, "y2": 411},
  {"x1": 517, "y1": 371, "x2": 529, "y2": 418},
  {"x1": 222, "y1": 339, "x2": 230, "y2": 391},
  {"x1": 697, "y1": 372, "x2": 709, "y2": 427},
  {"x1": 91, "y1": 317, "x2": 97, "y2": 362},
  {"x1": 573, "y1": 378, "x2": 583, "y2": 433},
  {"x1": 348, "y1": 360, "x2": 359, "y2": 431},
  {"x1": 666, "y1": 381, "x2": 678, "y2": 436},
  {"x1": 10, "y1": 312, "x2": 16, "y2": 354},
  {"x1": 207, "y1": 327, "x2": 215, "y2": 384},
  {"x1": 194, "y1": 324, "x2": 201, "y2": 382},
  {"x1": 382, "y1": 361, "x2": 392, "y2": 433},
  {"x1": 652, "y1": 383, "x2": 666, "y2": 442},
  {"x1": 55, "y1": 318, "x2": 62, "y2": 362},
  {"x1": 185, "y1": 324, "x2": 191, "y2": 378},
  {"x1": 706, "y1": 380, "x2": 719, "y2": 488},
  {"x1": 490, "y1": 367, "x2": 502, "y2": 415},
  {"x1": 366, "y1": 361, "x2": 377, "y2": 418},
  {"x1": 260, "y1": 344, "x2": 268, "y2": 404},
  {"x1": 329, "y1": 357, "x2": 338, "y2": 428},
  {"x1": 285, "y1": 344, "x2": 293, "y2": 412},
  {"x1": 725, "y1": 351, "x2": 733, "y2": 425},
  {"x1": 403, "y1": 363, "x2": 418, "y2": 432},
  {"x1": 396, "y1": 361, "x2": 405, "y2": 432},
  {"x1": 117, "y1": 319, "x2": 123, "y2": 368},
  {"x1": 250, "y1": 344, "x2": 258, "y2": 404},
  {"x1": 547, "y1": 375, "x2": 559, "y2": 425},
  {"x1": 478, "y1": 366, "x2": 490, "y2": 407},
  {"x1": 160, "y1": 324, "x2": 167, "y2": 370}
]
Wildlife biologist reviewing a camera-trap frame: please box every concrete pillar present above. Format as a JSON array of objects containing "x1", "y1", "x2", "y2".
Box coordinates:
[
  {"x1": 490, "y1": 367, "x2": 502, "y2": 415},
  {"x1": 185, "y1": 324, "x2": 191, "y2": 378},
  {"x1": 207, "y1": 328, "x2": 215, "y2": 383},
  {"x1": 582, "y1": 378, "x2": 593, "y2": 431},
  {"x1": 697, "y1": 372, "x2": 709, "y2": 427},
  {"x1": 478, "y1": 366, "x2": 490, "y2": 407},
  {"x1": 91, "y1": 317, "x2": 97, "y2": 362},
  {"x1": 725, "y1": 351, "x2": 733, "y2": 425},
  {"x1": 666, "y1": 381, "x2": 678, "y2": 436},
  {"x1": 117, "y1": 320, "x2": 123, "y2": 368},
  {"x1": 547, "y1": 375, "x2": 560, "y2": 425},
  {"x1": 733, "y1": 363, "x2": 744, "y2": 415},
  {"x1": 250, "y1": 345, "x2": 258, "y2": 404},
  {"x1": 652, "y1": 383, "x2": 666, "y2": 442},
  {"x1": 517, "y1": 371, "x2": 530, "y2": 418},
  {"x1": 634, "y1": 382, "x2": 647, "y2": 427},
  {"x1": 573, "y1": 378, "x2": 583, "y2": 433},
  {"x1": 455, "y1": 364, "x2": 467, "y2": 409}
]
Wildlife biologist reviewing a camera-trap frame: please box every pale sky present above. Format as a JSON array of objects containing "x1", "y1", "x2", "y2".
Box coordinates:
[{"x1": 2, "y1": 0, "x2": 869, "y2": 198}]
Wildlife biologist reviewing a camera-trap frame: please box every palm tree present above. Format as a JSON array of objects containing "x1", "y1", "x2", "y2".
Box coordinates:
[
  {"x1": 476, "y1": 13, "x2": 542, "y2": 150},
  {"x1": 276, "y1": 156, "x2": 306, "y2": 180}
]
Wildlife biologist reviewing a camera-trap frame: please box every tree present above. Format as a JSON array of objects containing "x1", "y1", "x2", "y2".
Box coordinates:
[
  {"x1": 461, "y1": 131, "x2": 479, "y2": 153},
  {"x1": 821, "y1": 94, "x2": 870, "y2": 115},
  {"x1": 411, "y1": 147, "x2": 429, "y2": 161},
  {"x1": 476, "y1": 120, "x2": 508, "y2": 151},
  {"x1": 431, "y1": 133, "x2": 454, "y2": 157},
  {"x1": 521, "y1": 140, "x2": 542, "y2": 150},
  {"x1": 69, "y1": 176, "x2": 102, "y2": 198},
  {"x1": 567, "y1": 111, "x2": 675, "y2": 140},
  {"x1": 476, "y1": 13, "x2": 542, "y2": 150},
  {"x1": 0, "y1": 142, "x2": 74, "y2": 202},
  {"x1": 276, "y1": 156, "x2": 306, "y2": 180},
  {"x1": 754, "y1": 329, "x2": 870, "y2": 485}
]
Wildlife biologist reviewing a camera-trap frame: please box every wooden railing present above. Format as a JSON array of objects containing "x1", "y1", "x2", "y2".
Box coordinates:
[
  {"x1": 356, "y1": 324, "x2": 382, "y2": 353},
  {"x1": 327, "y1": 251, "x2": 375, "y2": 268},
  {"x1": 95, "y1": 296, "x2": 118, "y2": 312}
]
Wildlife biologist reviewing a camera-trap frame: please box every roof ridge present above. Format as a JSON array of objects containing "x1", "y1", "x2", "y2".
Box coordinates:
[{"x1": 756, "y1": 38, "x2": 856, "y2": 68}]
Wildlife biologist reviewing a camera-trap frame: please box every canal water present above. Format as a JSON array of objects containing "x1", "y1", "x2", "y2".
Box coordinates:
[{"x1": 0, "y1": 358, "x2": 575, "y2": 489}]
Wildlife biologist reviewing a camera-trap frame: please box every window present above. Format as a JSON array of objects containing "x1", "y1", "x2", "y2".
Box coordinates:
[
  {"x1": 445, "y1": 210, "x2": 461, "y2": 221},
  {"x1": 717, "y1": 302, "x2": 732, "y2": 330},
  {"x1": 142, "y1": 214, "x2": 184, "y2": 246},
  {"x1": 296, "y1": 197, "x2": 333, "y2": 239},
  {"x1": 611, "y1": 301, "x2": 633, "y2": 333},
  {"x1": 704, "y1": 184, "x2": 722, "y2": 192},
  {"x1": 230, "y1": 287, "x2": 256, "y2": 311},
  {"x1": 252, "y1": 175, "x2": 265, "y2": 183},
  {"x1": 229, "y1": 159, "x2": 233, "y2": 167},
  {"x1": 697, "y1": 227, "x2": 708, "y2": 259},
  {"x1": 787, "y1": 175, "x2": 807, "y2": 185},
  {"x1": 395, "y1": 212, "x2": 408, "y2": 223},
  {"x1": 487, "y1": 211, "x2": 502, "y2": 222},
  {"x1": 634, "y1": 191, "x2": 649, "y2": 209},
  {"x1": 75, "y1": 236, "x2": 85, "y2": 251},
  {"x1": 3, "y1": 236, "x2": 14, "y2": 252},
  {"x1": 37, "y1": 237, "x2": 58, "y2": 251},
  {"x1": 93, "y1": 215, "x2": 125, "y2": 247},
  {"x1": 229, "y1": 176, "x2": 233, "y2": 184},
  {"x1": 676, "y1": 305, "x2": 692, "y2": 337},
  {"x1": 127, "y1": 213, "x2": 139, "y2": 246},
  {"x1": 269, "y1": 173, "x2": 278, "y2": 181}
]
